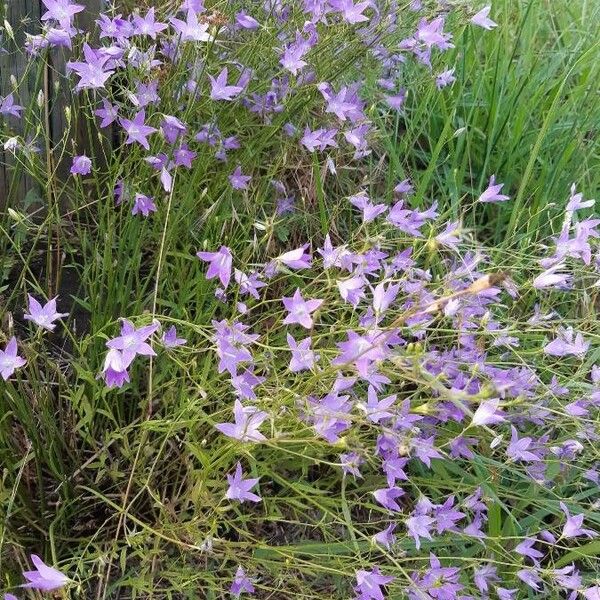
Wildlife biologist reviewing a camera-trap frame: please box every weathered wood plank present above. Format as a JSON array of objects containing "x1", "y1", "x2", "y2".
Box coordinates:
[{"x1": 0, "y1": 0, "x2": 103, "y2": 211}]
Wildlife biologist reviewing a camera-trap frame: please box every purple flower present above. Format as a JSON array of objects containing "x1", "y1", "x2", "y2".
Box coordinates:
[
  {"x1": 21, "y1": 554, "x2": 68, "y2": 591},
  {"x1": 106, "y1": 319, "x2": 159, "y2": 365},
  {"x1": 287, "y1": 334, "x2": 318, "y2": 372},
  {"x1": 405, "y1": 514, "x2": 435, "y2": 549},
  {"x1": 507, "y1": 426, "x2": 541, "y2": 462},
  {"x1": 24, "y1": 295, "x2": 68, "y2": 331},
  {"x1": 226, "y1": 462, "x2": 261, "y2": 503},
  {"x1": 471, "y1": 6, "x2": 498, "y2": 30},
  {"x1": 162, "y1": 325, "x2": 186, "y2": 348},
  {"x1": 357, "y1": 386, "x2": 396, "y2": 424},
  {"x1": 94, "y1": 99, "x2": 118, "y2": 128},
  {"x1": 372, "y1": 486, "x2": 404, "y2": 512},
  {"x1": 340, "y1": 452, "x2": 364, "y2": 478},
  {"x1": 132, "y1": 8, "x2": 167, "y2": 38},
  {"x1": 533, "y1": 263, "x2": 571, "y2": 289},
  {"x1": 276, "y1": 246, "x2": 312, "y2": 270},
  {"x1": 544, "y1": 327, "x2": 589, "y2": 357},
  {"x1": 230, "y1": 566, "x2": 255, "y2": 597},
  {"x1": 41, "y1": 0, "x2": 83, "y2": 29},
  {"x1": 300, "y1": 127, "x2": 338, "y2": 152},
  {"x1": 282, "y1": 289, "x2": 323, "y2": 329},
  {"x1": 560, "y1": 502, "x2": 597, "y2": 539},
  {"x1": 215, "y1": 400, "x2": 268, "y2": 442},
  {"x1": 120, "y1": 110, "x2": 157, "y2": 150},
  {"x1": 349, "y1": 193, "x2": 387, "y2": 223},
  {"x1": 102, "y1": 348, "x2": 131, "y2": 388},
  {"x1": 197, "y1": 246, "x2": 233, "y2": 288},
  {"x1": 0, "y1": 94, "x2": 24, "y2": 118},
  {"x1": 471, "y1": 398, "x2": 505, "y2": 426},
  {"x1": 333, "y1": 330, "x2": 387, "y2": 379},
  {"x1": 515, "y1": 537, "x2": 544, "y2": 563},
  {"x1": 236, "y1": 12, "x2": 259, "y2": 30},
  {"x1": 474, "y1": 564, "x2": 499, "y2": 593},
  {"x1": 170, "y1": 9, "x2": 211, "y2": 42},
  {"x1": 131, "y1": 194, "x2": 156, "y2": 217},
  {"x1": 330, "y1": 0, "x2": 371, "y2": 24},
  {"x1": 229, "y1": 165, "x2": 251, "y2": 190},
  {"x1": 66, "y1": 44, "x2": 114, "y2": 90},
  {"x1": 0, "y1": 337, "x2": 27, "y2": 380},
  {"x1": 436, "y1": 68, "x2": 456, "y2": 89},
  {"x1": 354, "y1": 567, "x2": 394, "y2": 600},
  {"x1": 209, "y1": 67, "x2": 243, "y2": 101},
  {"x1": 70, "y1": 154, "x2": 91, "y2": 175},
  {"x1": 5, "y1": 593, "x2": 19, "y2": 600},
  {"x1": 372, "y1": 523, "x2": 396, "y2": 549},
  {"x1": 478, "y1": 175, "x2": 509, "y2": 203}
]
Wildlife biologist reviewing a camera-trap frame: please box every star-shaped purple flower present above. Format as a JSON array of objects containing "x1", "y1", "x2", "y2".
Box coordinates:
[
  {"x1": 226, "y1": 462, "x2": 261, "y2": 503},
  {"x1": 282, "y1": 289, "x2": 323, "y2": 329}
]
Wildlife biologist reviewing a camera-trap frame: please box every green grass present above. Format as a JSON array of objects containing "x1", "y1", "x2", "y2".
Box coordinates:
[{"x1": 0, "y1": 0, "x2": 599, "y2": 597}]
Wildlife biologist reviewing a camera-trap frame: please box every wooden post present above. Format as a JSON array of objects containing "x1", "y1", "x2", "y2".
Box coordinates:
[{"x1": 0, "y1": 0, "x2": 103, "y2": 211}]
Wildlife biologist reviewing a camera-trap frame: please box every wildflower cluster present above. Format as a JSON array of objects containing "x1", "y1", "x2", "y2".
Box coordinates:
[{"x1": 0, "y1": 0, "x2": 599, "y2": 599}]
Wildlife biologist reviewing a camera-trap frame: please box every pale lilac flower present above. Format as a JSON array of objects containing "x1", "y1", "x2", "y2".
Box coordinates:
[
  {"x1": 229, "y1": 165, "x2": 251, "y2": 190},
  {"x1": 21, "y1": 554, "x2": 68, "y2": 591},
  {"x1": 106, "y1": 319, "x2": 159, "y2": 365},
  {"x1": 24, "y1": 295, "x2": 68, "y2": 331},
  {"x1": 102, "y1": 348, "x2": 130, "y2": 388},
  {"x1": 348, "y1": 192, "x2": 387, "y2": 223},
  {"x1": 230, "y1": 566, "x2": 255, "y2": 597},
  {"x1": 560, "y1": 502, "x2": 597, "y2": 539},
  {"x1": 41, "y1": 0, "x2": 84, "y2": 29},
  {"x1": 584, "y1": 587, "x2": 600, "y2": 600},
  {"x1": 162, "y1": 325, "x2": 186, "y2": 348},
  {"x1": 70, "y1": 154, "x2": 91, "y2": 175},
  {"x1": 226, "y1": 462, "x2": 261, "y2": 503},
  {"x1": 405, "y1": 514, "x2": 435, "y2": 549},
  {"x1": 372, "y1": 281, "x2": 400, "y2": 315},
  {"x1": 236, "y1": 12, "x2": 259, "y2": 29},
  {"x1": 131, "y1": 194, "x2": 156, "y2": 217},
  {"x1": 517, "y1": 568, "x2": 543, "y2": 591},
  {"x1": 471, "y1": 6, "x2": 498, "y2": 30},
  {"x1": 132, "y1": 8, "x2": 167, "y2": 38},
  {"x1": 373, "y1": 523, "x2": 396, "y2": 549},
  {"x1": 436, "y1": 68, "x2": 456, "y2": 89},
  {"x1": 5, "y1": 593, "x2": 19, "y2": 600},
  {"x1": 471, "y1": 398, "x2": 505, "y2": 426},
  {"x1": 94, "y1": 99, "x2": 118, "y2": 128},
  {"x1": 507, "y1": 427, "x2": 541, "y2": 462},
  {"x1": 282, "y1": 289, "x2": 323, "y2": 329},
  {"x1": 0, "y1": 337, "x2": 27, "y2": 380},
  {"x1": 333, "y1": 330, "x2": 387, "y2": 378},
  {"x1": 566, "y1": 183, "x2": 594, "y2": 212},
  {"x1": 0, "y1": 94, "x2": 24, "y2": 118},
  {"x1": 478, "y1": 175, "x2": 509, "y2": 202},
  {"x1": 354, "y1": 568, "x2": 394, "y2": 600},
  {"x1": 372, "y1": 486, "x2": 404, "y2": 511},
  {"x1": 533, "y1": 264, "x2": 571, "y2": 289},
  {"x1": 196, "y1": 246, "x2": 233, "y2": 288},
  {"x1": 330, "y1": 0, "x2": 371, "y2": 24},
  {"x1": 170, "y1": 10, "x2": 211, "y2": 42},
  {"x1": 287, "y1": 334, "x2": 318, "y2": 372},
  {"x1": 120, "y1": 110, "x2": 157, "y2": 150},
  {"x1": 544, "y1": 327, "x2": 589, "y2": 358},
  {"x1": 340, "y1": 452, "x2": 364, "y2": 478},
  {"x1": 357, "y1": 386, "x2": 396, "y2": 423},
  {"x1": 337, "y1": 276, "x2": 366, "y2": 307},
  {"x1": 209, "y1": 67, "x2": 243, "y2": 101},
  {"x1": 276, "y1": 246, "x2": 312, "y2": 270},
  {"x1": 215, "y1": 400, "x2": 268, "y2": 442},
  {"x1": 474, "y1": 564, "x2": 499, "y2": 594},
  {"x1": 514, "y1": 538, "x2": 544, "y2": 563},
  {"x1": 66, "y1": 44, "x2": 114, "y2": 90}
]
